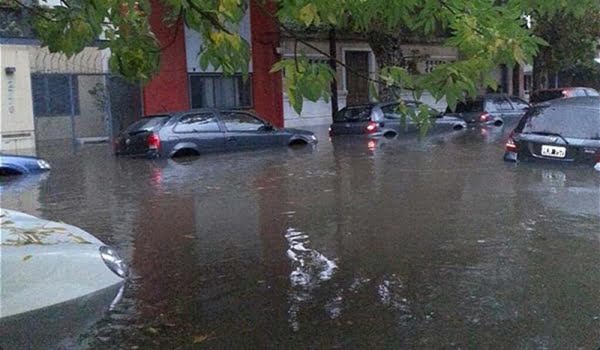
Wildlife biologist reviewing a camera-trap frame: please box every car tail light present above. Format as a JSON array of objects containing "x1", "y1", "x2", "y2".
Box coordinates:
[
  {"x1": 147, "y1": 133, "x2": 161, "y2": 150},
  {"x1": 505, "y1": 135, "x2": 517, "y2": 152},
  {"x1": 480, "y1": 112, "x2": 490, "y2": 122},
  {"x1": 562, "y1": 90, "x2": 568, "y2": 97},
  {"x1": 366, "y1": 122, "x2": 377, "y2": 133}
]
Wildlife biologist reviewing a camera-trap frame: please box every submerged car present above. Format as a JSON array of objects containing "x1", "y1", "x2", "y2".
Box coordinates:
[
  {"x1": 504, "y1": 96, "x2": 600, "y2": 169},
  {"x1": 329, "y1": 101, "x2": 466, "y2": 137},
  {"x1": 444, "y1": 94, "x2": 530, "y2": 126},
  {"x1": 114, "y1": 109, "x2": 317, "y2": 158},
  {"x1": 0, "y1": 154, "x2": 51, "y2": 175},
  {"x1": 530, "y1": 87, "x2": 599, "y2": 104},
  {"x1": 0, "y1": 209, "x2": 128, "y2": 350}
]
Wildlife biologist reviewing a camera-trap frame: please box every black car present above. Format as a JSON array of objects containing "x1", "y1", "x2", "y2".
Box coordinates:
[
  {"x1": 444, "y1": 94, "x2": 530, "y2": 126},
  {"x1": 115, "y1": 109, "x2": 317, "y2": 158},
  {"x1": 329, "y1": 101, "x2": 467, "y2": 137},
  {"x1": 504, "y1": 96, "x2": 600, "y2": 168}
]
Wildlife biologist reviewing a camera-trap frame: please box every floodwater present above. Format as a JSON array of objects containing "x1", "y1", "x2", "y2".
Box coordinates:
[{"x1": 1, "y1": 124, "x2": 599, "y2": 349}]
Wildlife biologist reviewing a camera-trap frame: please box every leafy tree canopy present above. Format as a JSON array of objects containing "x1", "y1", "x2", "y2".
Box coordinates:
[{"x1": 15, "y1": 0, "x2": 600, "y2": 126}]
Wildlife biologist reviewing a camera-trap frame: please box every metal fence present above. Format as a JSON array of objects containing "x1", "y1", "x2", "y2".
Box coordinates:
[{"x1": 32, "y1": 73, "x2": 141, "y2": 144}]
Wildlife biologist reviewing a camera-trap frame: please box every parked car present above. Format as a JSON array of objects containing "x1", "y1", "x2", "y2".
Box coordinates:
[
  {"x1": 0, "y1": 154, "x2": 51, "y2": 175},
  {"x1": 444, "y1": 94, "x2": 530, "y2": 126},
  {"x1": 504, "y1": 96, "x2": 600, "y2": 169},
  {"x1": 530, "y1": 87, "x2": 599, "y2": 104},
  {"x1": 115, "y1": 109, "x2": 317, "y2": 158},
  {"x1": 0, "y1": 209, "x2": 128, "y2": 350},
  {"x1": 329, "y1": 101, "x2": 466, "y2": 137}
]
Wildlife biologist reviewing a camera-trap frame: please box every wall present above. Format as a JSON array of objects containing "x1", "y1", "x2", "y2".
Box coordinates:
[
  {"x1": 249, "y1": 0, "x2": 283, "y2": 127},
  {"x1": 142, "y1": 0, "x2": 190, "y2": 115},
  {"x1": 0, "y1": 44, "x2": 35, "y2": 153}
]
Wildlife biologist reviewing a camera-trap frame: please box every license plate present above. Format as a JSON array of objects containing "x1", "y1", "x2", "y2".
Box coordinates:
[{"x1": 541, "y1": 145, "x2": 566, "y2": 158}]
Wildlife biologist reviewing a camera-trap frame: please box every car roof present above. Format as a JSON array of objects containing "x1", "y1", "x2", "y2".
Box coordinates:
[
  {"x1": 540, "y1": 96, "x2": 600, "y2": 108},
  {"x1": 143, "y1": 108, "x2": 257, "y2": 119},
  {"x1": 534, "y1": 87, "x2": 590, "y2": 92}
]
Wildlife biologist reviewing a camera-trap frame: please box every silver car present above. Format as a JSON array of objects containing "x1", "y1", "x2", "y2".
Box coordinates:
[{"x1": 329, "y1": 101, "x2": 467, "y2": 138}]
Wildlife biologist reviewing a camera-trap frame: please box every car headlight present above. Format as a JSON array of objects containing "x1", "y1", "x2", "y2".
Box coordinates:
[
  {"x1": 37, "y1": 159, "x2": 51, "y2": 169},
  {"x1": 310, "y1": 135, "x2": 317, "y2": 141},
  {"x1": 99, "y1": 246, "x2": 129, "y2": 278}
]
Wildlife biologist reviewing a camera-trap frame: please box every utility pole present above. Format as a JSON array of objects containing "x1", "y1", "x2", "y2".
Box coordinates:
[{"x1": 329, "y1": 28, "x2": 338, "y2": 121}]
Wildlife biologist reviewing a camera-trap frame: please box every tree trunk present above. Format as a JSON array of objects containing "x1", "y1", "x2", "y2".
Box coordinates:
[{"x1": 366, "y1": 32, "x2": 405, "y2": 102}]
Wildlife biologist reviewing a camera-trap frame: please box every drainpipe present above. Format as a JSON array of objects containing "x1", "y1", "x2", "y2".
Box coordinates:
[{"x1": 329, "y1": 28, "x2": 338, "y2": 121}]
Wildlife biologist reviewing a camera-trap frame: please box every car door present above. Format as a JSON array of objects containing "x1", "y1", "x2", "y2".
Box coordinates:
[
  {"x1": 380, "y1": 103, "x2": 418, "y2": 134},
  {"x1": 171, "y1": 112, "x2": 225, "y2": 153},
  {"x1": 219, "y1": 111, "x2": 281, "y2": 151},
  {"x1": 508, "y1": 97, "x2": 530, "y2": 117}
]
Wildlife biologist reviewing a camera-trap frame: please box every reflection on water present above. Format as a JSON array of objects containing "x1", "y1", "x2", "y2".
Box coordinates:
[
  {"x1": 285, "y1": 227, "x2": 337, "y2": 331},
  {"x1": 0, "y1": 127, "x2": 598, "y2": 348}
]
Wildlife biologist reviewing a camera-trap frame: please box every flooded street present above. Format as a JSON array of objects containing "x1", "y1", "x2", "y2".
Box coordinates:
[{"x1": 1, "y1": 125, "x2": 599, "y2": 349}]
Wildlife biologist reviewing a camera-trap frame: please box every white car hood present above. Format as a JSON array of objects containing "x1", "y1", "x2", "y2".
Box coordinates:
[{"x1": 0, "y1": 209, "x2": 124, "y2": 318}]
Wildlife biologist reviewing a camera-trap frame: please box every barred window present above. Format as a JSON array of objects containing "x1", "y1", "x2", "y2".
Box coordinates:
[
  {"x1": 189, "y1": 74, "x2": 252, "y2": 109},
  {"x1": 31, "y1": 74, "x2": 80, "y2": 117}
]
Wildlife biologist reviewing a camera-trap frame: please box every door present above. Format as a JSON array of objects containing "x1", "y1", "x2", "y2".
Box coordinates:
[
  {"x1": 219, "y1": 111, "x2": 284, "y2": 150},
  {"x1": 171, "y1": 112, "x2": 225, "y2": 153},
  {"x1": 345, "y1": 51, "x2": 370, "y2": 105}
]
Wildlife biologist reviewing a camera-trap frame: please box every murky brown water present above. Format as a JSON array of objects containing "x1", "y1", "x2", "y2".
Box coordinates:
[{"x1": 1, "y1": 125, "x2": 599, "y2": 349}]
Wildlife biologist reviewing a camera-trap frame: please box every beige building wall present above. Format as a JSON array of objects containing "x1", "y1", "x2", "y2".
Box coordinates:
[
  {"x1": 0, "y1": 45, "x2": 36, "y2": 154},
  {"x1": 279, "y1": 38, "x2": 459, "y2": 126}
]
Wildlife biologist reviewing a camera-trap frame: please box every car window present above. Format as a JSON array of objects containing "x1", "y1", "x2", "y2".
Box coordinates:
[
  {"x1": 509, "y1": 97, "x2": 530, "y2": 110},
  {"x1": 530, "y1": 90, "x2": 564, "y2": 103},
  {"x1": 125, "y1": 115, "x2": 169, "y2": 133},
  {"x1": 574, "y1": 89, "x2": 587, "y2": 97},
  {"x1": 220, "y1": 112, "x2": 266, "y2": 132},
  {"x1": 517, "y1": 105, "x2": 600, "y2": 139},
  {"x1": 380, "y1": 103, "x2": 418, "y2": 120},
  {"x1": 450, "y1": 99, "x2": 483, "y2": 113},
  {"x1": 492, "y1": 97, "x2": 514, "y2": 110},
  {"x1": 173, "y1": 113, "x2": 220, "y2": 133},
  {"x1": 585, "y1": 89, "x2": 599, "y2": 97},
  {"x1": 334, "y1": 105, "x2": 372, "y2": 122}
]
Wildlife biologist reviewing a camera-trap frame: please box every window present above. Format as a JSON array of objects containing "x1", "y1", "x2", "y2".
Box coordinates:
[
  {"x1": 220, "y1": 112, "x2": 265, "y2": 132},
  {"x1": 380, "y1": 103, "x2": 418, "y2": 120},
  {"x1": 173, "y1": 113, "x2": 220, "y2": 133},
  {"x1": 450, "y1": 99, "x2": 483, "y2": 113},
  {"x1": 189, "y1": 74, "x2": 252, "y2": 109},
  {"x1": 574, "y1": 89, "x2": 587, "y2": 97},
  {"x1": 31, "y1": 74, "x2": 80, "y2": 117},
  {"x1": 518, "y1": 106, "x2": 600, "y2": 140},
  {"x1": 585, "y1": 89, "x2": 599, "y2": 97},
  {"x1": 333, "y1": 105, "x2": 372, "y2": 122},
  {"x1": 509, "y1": 97, "x2": 530, "y2": 111},
  {"x1": 125, "y1": 116, "x2": 170, "y2": 133},
  {"x1": 491, "y1": 97, "x2": 513, "y2": 111}
]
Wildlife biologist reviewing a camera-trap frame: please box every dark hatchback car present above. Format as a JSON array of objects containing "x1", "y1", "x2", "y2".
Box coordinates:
[
  {"x1": 329, "y1": 101, "x2": 466, "y2": 137},
  {"x1": 530, "y1": 87, "x2": 599, "y2": 104},
  {"x1": 444, "y1": 94, "x2": 530, "y2": 126},
  {"x1": 504, "y1": 96, "x2": 600, "y2": 168},
  {"x1": 115, "y1": 109, "x2": 317, "y2": 158}
]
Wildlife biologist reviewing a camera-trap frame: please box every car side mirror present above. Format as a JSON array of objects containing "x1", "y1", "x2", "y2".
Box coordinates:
[{"x1": 263, "y1": 124, "x2": 274, "y2": 131}]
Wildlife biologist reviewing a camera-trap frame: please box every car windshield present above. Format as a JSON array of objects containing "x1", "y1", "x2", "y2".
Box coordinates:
[
  {"x1": 124, "y1": 115, "x2": 170, "y2": 133},
  {"x1": 447, "y1": 99, "x2": 483, "y2": 113},
  {"x1": 530, "y1": 90, "x2": 564, "y2": 103},
  {"x1": 517, "y1": 105, "x2": 600, "y2": 140},
  {"x1": 334, "y1": 105, "x2": 372, "y2": 122}
]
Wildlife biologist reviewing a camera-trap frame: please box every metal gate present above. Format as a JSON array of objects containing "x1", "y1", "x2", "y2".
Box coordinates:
[{"x1": 31, "y1": 73, "x2": 141, "y2": 144}]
